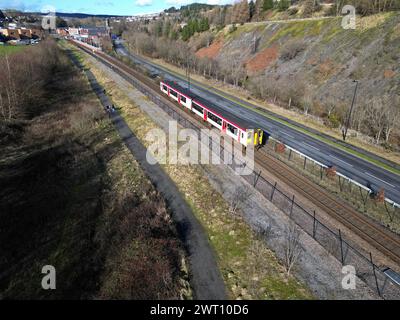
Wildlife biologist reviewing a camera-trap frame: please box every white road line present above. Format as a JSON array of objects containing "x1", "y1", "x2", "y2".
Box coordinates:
[
  {"x1": 304, "y1": 143, "x2": 320, "y2": 151},
  {"x1": 282, "y1": 132, "x2": 294, "y2": 139},
  {"x1": 329, "y1": 155, "x2": 353, "y2": 167},
  {"x1": 364, "y1": 172, "x2": 396, "y2": 188}
]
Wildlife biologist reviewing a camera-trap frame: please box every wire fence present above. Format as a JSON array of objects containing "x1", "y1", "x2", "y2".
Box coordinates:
[{"x1": 87, "y1": 49, "x2": 400, "y2": 300}]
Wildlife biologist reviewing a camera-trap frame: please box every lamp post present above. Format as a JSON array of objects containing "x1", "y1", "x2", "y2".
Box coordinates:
[
  {"x1": 186, "y1": 55, "x2": 191, "y2": 92},
  {"x1": 342, "y1": 80, "x2": 359, "y2": 142}
]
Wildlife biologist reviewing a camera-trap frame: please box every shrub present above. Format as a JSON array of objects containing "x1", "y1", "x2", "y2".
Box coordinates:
[
  {"x1": 229, "y1": 24, "x2": 237, "y2": 34},
  {"x1": 328, "y1": 113, "x2": 341, "y2": 129},
  {"x1": 280, "y1": 40, "x2": 306, "y2": 61}
]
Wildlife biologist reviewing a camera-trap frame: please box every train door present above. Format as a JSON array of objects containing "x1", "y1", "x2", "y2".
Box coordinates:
[{"x1": 222, "y1": 121, "x2": 227, "y2": 133}]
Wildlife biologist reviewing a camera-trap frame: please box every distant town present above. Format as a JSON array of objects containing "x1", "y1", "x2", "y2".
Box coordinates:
[{"x1": 0, "y1": 8, "x2": 166, "y2": 47}]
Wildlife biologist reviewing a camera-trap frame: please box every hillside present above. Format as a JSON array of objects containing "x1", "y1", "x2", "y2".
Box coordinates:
[
  {"x1": 124, "y1": 12, "x2": 400, "y2": 151},
  {"x1": 203, "y1": 13, "x2": 400, "y2": 146}
]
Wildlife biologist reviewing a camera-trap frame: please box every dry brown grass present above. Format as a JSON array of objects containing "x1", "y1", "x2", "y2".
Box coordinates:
[
  {"x1": 245, "y1": 46, "x2": 279, "y2": 74},
  {"x1": 0, "y1": 43, "x2": 189, "y2": 300},
  {"x1": 196, "y1": 39, "x2": 224, "y2": 59}
]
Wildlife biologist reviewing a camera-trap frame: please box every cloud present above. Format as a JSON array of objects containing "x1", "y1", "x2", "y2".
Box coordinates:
[
  {"x1": 95, "y1": 1, "x2": 115, "y2": 6},
  {"x1": 135, "y1": 0, "x2": 153, "y2": 6},
  {"x1": 165, "y1": 0, "x2": 233, "y2": 6},
  {"x1": 0, "y1": 0, "x2": 45, "y2": 12}
]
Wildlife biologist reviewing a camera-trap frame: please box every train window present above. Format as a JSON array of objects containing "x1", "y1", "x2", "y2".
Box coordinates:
[
  {"x1": 192, "y1": 102, "x2": 203, "y2": 114},
  {"x1": 170, "y1": 90, "x2": 178, "y2": 98},
  {"x1": 227, "y1": 123, "x2": 238, "y2": 135},
  {"x1": 162, "y1": 85, "x2": 168, "y2": 91},
  {"x1": 207, "y1": 112, "x2": 222, "y2": 126},
  {"x1": 181, "y1": 96, "x2": 186, "y2": 103}
]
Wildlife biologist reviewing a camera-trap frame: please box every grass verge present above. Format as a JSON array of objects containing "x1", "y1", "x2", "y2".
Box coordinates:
[{"x1": 0, "y1": 45, "x2": 26, "y2": 56}]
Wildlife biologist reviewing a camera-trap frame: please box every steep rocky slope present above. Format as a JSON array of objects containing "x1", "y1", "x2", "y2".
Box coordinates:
[{"x1": 196, "y1": 13, "x2": 399, "y2": 145}]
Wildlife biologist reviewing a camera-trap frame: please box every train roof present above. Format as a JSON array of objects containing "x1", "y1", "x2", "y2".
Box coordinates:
[{"x1": 163, "y1": 80, "x2": 255, "y2": 131}]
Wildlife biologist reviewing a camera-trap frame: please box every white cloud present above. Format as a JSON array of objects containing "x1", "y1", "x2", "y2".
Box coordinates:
[
  {"x1": 135, "y1": 0, "x2": 153, "y2": 7},
  {"x1": 165, "y1": 0, "x2": 234, "y2": 6}
]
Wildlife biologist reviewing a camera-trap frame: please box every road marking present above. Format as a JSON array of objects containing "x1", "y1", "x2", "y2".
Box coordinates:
[
  {"x1": 329, "y1": 155, "x2": 353, "y2": 167},
  {"x1": 364, "y1": 172, "x2": 396, "y2": 188},
  {"x1": 282, "y1": 132, "x2": 294, "y2": 139},
  {"x1": 304, "y1": 143, "x2": 320, "y2": 151}
]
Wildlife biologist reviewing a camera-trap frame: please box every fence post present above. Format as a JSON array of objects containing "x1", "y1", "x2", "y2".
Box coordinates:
[
  {"x1": 290, "y1": 195, "x2": 295, "y2": 218},
  {"x1": 370, "y1": 252, "x2": 382, "y2": 297},
  {"x1": 313, "y1": 211, "x2": 317, "y2": 239},
  {"x1": 270, "y1": 182, "x2": 277, "y2": 201},
  {"x1": 288, "y1": 150, "x2": 292, "y2": 161},
  {"x1": 303, "y1": 157, "x2": 307, "y2": 170},
  {"x1": 320, "y1": 165, "x2": 323, "y2": 180},
  {"x1": 339, "y1": 229, "x2": 345, "y2": 265},
  {"x1": 254, "y1": 170, "x2": 262, "y2": 187}
]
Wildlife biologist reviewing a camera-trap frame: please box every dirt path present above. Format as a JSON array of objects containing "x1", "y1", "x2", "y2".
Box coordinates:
[{"x1": 66, "y1": 49, "x2": 227, "y2": 300}]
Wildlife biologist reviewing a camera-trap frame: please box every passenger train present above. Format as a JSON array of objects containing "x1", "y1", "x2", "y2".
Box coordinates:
[{"x1": 160, "y1": 80, "x2": 268, "y2": 148}]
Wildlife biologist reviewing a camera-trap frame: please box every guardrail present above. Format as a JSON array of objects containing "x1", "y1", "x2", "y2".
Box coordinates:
[{"x1": 271, "y1": 137, "x2": 400, "y2": 209}]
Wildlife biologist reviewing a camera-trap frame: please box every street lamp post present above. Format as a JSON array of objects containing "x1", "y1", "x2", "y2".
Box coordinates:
[
  {"x1": 186, "y1": 55, "x2": 191, "y2": 92},
  {"x1": 342, "y1": 80, "x2": 359, "y2": 142}
]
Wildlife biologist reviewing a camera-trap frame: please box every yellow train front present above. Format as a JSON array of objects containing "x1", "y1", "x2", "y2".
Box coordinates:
[{"x1": 247, "y1": 129, "x2": 269, "y2": 149}]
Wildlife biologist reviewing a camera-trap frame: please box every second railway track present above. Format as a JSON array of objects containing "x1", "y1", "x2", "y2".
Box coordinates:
[{"x1": 70, "y1": 40, "x2": 400, "y2": 267}]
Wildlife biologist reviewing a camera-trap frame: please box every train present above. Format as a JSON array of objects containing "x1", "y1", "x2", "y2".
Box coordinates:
[{"x1": 160, "y1": 80, "x2": 269, "y2": 148}]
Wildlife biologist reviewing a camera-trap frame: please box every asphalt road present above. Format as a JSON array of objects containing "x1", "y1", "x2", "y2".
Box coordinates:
[{"x1": 114, "y1": 41, "x2": 400, "y2": 206}]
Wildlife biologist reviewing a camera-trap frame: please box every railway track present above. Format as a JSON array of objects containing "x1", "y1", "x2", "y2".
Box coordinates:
[
  {"x1": 70, "y1": 40, "x2": 400, "y2": 267},
  {"x1": 256, "y1": 150, "x2": 400, "y2": 266}
]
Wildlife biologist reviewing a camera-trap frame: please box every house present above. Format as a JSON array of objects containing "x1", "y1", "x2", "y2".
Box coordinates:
[
  {"x1": 56, "y1": 28, "x2": 69, "y2": 37},
  {"x1": 30, "y1": 29, "x2": 42, "y2": 39},
  {"x1": 68, "y1": 28, "x2": 80, "y2": 36},
  {"x1": 18, "y1": 28, "x2": 32, "y2": 39},
  {"x1": 0, "y1": 28, "x2": 20, "y2": 40}
]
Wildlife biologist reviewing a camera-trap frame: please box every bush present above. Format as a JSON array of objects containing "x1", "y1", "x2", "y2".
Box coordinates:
[
  {"x1": 328, "y1": 113, "x2": 341, "y2": 128},
  {"x1": 288, "y1": 7, "x2": 299, "y2": 16},
  {"x1": 302, "y1": 0, "x2": 321, "y2": 17},
  {"x1": 276, "y1": 0, "x2": 290, "y2": 12},
  {"x1": 280, "y1": 40, "x2": 306, "y2": 61},
  {"x1": 229, "y1": 24, "x2": 237, "y2": 34}
]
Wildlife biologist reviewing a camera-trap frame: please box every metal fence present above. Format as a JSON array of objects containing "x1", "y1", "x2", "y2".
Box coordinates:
[{"x1": 87, "y1": 49, "x2": 400, "y2": 300}]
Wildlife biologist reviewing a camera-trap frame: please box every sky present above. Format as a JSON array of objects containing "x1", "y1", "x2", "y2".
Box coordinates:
[{"x1": 0, "y1": 0, "x2": 235, "y2": 15}]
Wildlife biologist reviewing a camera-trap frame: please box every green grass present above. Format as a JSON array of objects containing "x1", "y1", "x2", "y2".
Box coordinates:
[
  {"x1": 0, "y1": 45, "x2": 26, "y2": 56},
  {"x1": 267, "y1": 19, "x2": 329, "y2": 44}
]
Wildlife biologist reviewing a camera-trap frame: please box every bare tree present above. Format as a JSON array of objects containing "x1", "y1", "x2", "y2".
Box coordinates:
[
  {"x1": 229, "y1": 185, "x2": 252, "y2": 215},
  {"x1": 365, "y1": 96, "x2": 387, "y2": 144},
  {"x1": 283, "y1": 222, "x2": 302, "y2": 276},
  {"x1": 302, "y1": 88, "x2": 314, "y2": 116},
  {"x1": 383, "y1": 96, "x2": 400, "y2": 143}
]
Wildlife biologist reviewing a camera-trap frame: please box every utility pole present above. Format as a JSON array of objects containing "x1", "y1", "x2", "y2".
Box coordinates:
[
  {"x1": 186, "y1": 55, "x2": 191, "y2": 92},
  {"x1": 342, "y1": 80, "x2": 359, "y2": 142}
]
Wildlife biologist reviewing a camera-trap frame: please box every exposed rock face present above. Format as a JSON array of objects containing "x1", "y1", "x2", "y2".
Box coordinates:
[{"x1": 202, "y1": 14, "x2": 399, "y2": 113}]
